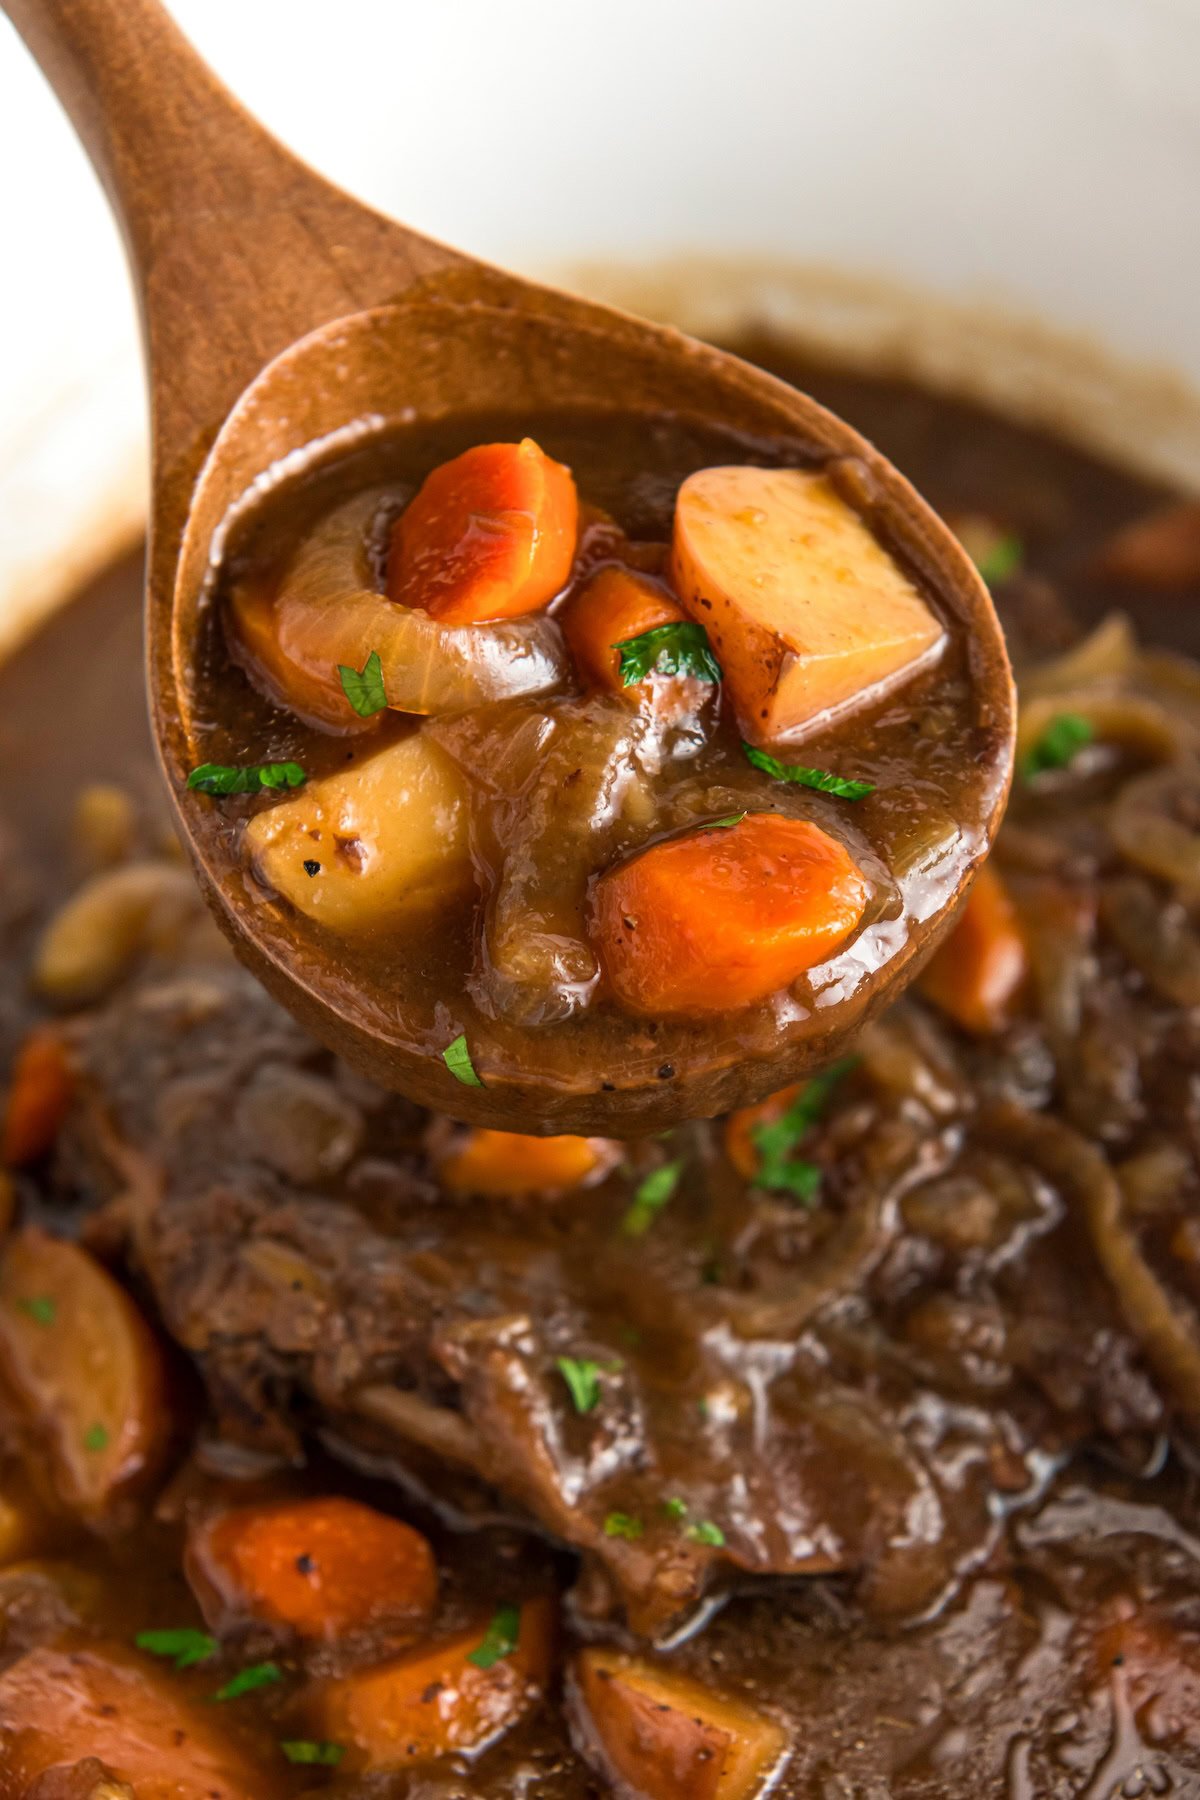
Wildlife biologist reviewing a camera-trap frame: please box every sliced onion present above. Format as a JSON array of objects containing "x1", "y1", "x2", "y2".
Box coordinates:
[
  {"x1": 1016, "y1": 689, "x2": 1197, "y2": 768},
  {"x1": 1100, "y1": 876, "x2": 1200, "y2": 1006},
  {"x1": 1019, "y1": 612, "x2": 1136, "y2": 698},
  {"x1": 1109, "y1": 764, "x2": 1200, "y2": 892},
  {"x1": 436, "y1": 697, "x2": 653, "y2": 1026},
  {"x1": 982, "y1": 1101, "x2": 1200, "y2": 1423},
  {"x1": 229, "y1": 491, "x2": 567, "y2": 723}
]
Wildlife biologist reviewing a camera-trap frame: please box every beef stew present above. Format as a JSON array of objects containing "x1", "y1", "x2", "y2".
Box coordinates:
[
  {"x1": 180, "y1": 405, "x2": 1011, "y2": 1129},
  {"x1": 3, "y1": 344, "x2": 1200, "y2": 1796}
]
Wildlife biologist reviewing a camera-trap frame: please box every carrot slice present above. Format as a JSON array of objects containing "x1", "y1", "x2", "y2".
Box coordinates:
[
  {"x1": 437, "y1": 1129, "x2": 620, "y2": 1198},
  {"x1": 570, "y1": 1647, "x2": 789, "y2": 1800},
  {"x1": 592, "y1": 813, "x2": 869, "y2": 1015},
  {"x1": 186, "y1": 1496, "x2": 437, "y2": 1644},
  {"x1": 560, "y1": 565, "x2": 686, "y2": 695},
  {"x1": 0, "y1": 1229, "x2": 168, "y2": 1520},
  {"x1": 919, "y1": 863, "x2": 1028, "y2": 1035},
  {"x1": 0, "y1": 1643, "x2": 273, "y2": 1800},
  {"x1": 305, "y1": 1596, "x2": 555, "y2": 1770},
  {"x1": 2, "y1": 1028, "x2": 74, "y2": 1168},
  {"x1": 723, "y1": 1083, "x2": 803, "y2": 1182},
  {"x1": 388, "y1": 439, "x2": 578, "y2": 625}
]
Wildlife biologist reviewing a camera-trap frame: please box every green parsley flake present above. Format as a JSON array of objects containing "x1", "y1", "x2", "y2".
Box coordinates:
[
  {"x1": 280, "y1": 1741, "x2": 345, "y2": 1767},
  {"x1": 615, "y1": 621, "x2": 722, "y2": 688},
  {"x1": 557, "y1": 1356, "x2": 603, "y2": 1414},
  {"x1": 662, "y1": 1496, "x2": 688, "y2": 1520},
  {"x1": 136, "y1": 1627, "x2": 218, "y2": 1670},
  {"x1": 973, "y1": 531, "x2": 1024, "y2": 586},
  {"x1": 1021, "y1": 712, "x2": 1095, "y2": 782},
  {"x1": 186, "y1": 761, "x2": 306, "y2": 798},
  {"x1": 622, "y1": 1157, "x2": 684, "y2": 1237},
  {"x1": 213, "y1": 1661, "x2": 283, "y2": 1702},
  {"x1": 337, "y1": 649, "x2": 388, "y2": 717},
  {"x1": 686, "y1": 1519, "x2": 727, "y2": 1547},
  {"x1": 604, "y1": 1512, "x2": 644, "y2": 1540},
  {"x1": 751, "y1": 1058, "x2": 857, "y2": 1204},
  {"x1": 701, "y1": 811, "x2": 747, "y2": 831},
  {"x1": 743, "y1": 743, "x2": 873, "y2": 801},
  {"x1": 467, "y1": 1602, "x2": 521, "y2": 1670},
  {"x1": 83, "y1": 1422, "x2": 110, "y2": 1453},
  {"x1": 16, "y1": 1295, "x2": 55, "y2": 1326},
  {"x1": 442, "y1": 1034, "x2": 484, "y2": 1087}
]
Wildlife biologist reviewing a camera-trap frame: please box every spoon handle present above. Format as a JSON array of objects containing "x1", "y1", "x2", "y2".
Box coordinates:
[{"x1": 3, "y1": 0, "x2": 465, "y2": 455}]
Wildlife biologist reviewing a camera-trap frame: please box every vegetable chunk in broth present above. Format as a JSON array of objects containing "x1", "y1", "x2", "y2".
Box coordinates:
[{"x1": 5, "y1": 343, "x2": 1200, "y2": 1797}]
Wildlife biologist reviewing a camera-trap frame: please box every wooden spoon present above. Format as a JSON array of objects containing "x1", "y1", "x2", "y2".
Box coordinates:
[{"x1": 6, "y1": 0, "x2": 1014, "y2": 1132}]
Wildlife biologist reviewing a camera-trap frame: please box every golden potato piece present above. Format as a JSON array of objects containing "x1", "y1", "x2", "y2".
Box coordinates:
[
  {"x1": 671, "y1": 466, "x2": 945, "y2": 743},
  {"x1": 306, "y1": 1597, "x2": 556, "y2": 1770},
  {"x1": 244, "y1": 732, "x2": 471, "y2": 932},
  {"x1": 0, "y1": 1228, "x2": 169, "y2": 1522},
  {"x1": 570, "y1": 1648, "x2": 789, "y2": 1800}
]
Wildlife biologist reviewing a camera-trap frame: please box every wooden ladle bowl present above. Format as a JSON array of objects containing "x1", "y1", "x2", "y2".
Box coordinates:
[{"x1": 6, "y1": 0, "x2": 1015, "y2": 1132}]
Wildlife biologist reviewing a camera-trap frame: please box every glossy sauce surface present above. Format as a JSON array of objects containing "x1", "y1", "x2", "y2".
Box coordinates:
[{"x1": 4, "y1": 349, "x2": 1200, "y2": 1797}]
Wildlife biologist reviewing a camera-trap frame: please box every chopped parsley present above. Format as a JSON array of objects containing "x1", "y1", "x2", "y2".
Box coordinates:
[
  {"x1": 622, "y1": 1158, "x2": 684, "y2": 1237},
  {"x1": 557, "y1": 1356, "x2": 603, "y2": 1414},
  {"x1": 442, "y1": 1034, "x2": 484, "y2": 1087},
  {"x1": 701, "y1": 811, "x2": 747, "y2": 831},
  {"x1": 337, "y1": 649, "x2": 388, "y2": 718},
  {"x1": 686, "y1": 1519, "x2": 727, "y2": 1547},
  {"x1": 83, "y1": 1422, "x2": 110, "y2": 1453},
  {"x1": 751, "y1": 1059, "x2": 857, "y2": 1203},
  {"x1": 136, "y1": 1627, "x2": 218, "y2": 1670},
  {"x1": 16, "y1": 1295, "x2": 55, "y2": 1326},
  {"x1": 615, "y1": 621, "x2": 722, "y2": 688},
  {"x1": 213, "y1": 1661, "x2": 283, "y2": 1702},
  {"x1": 973, "y1": 530, "x2": 1024, "y2": 586},
  {"x1": 662, "y1": 1496, "x2": 688, "y2": 1520},
  {"x1": 467, "y1": 1602, "x2": 521, "y2": 1670},
  {"x1": 604, "y1": 1511, "x2": 644, "y2": 1540},
  {"x1": 186, "y1": 761, "x2": 306, "y2": 797},
  {"x1": 743, "y1": 743, "x2": 873, "y2": 801},
  {"x1": 1021, "y1": 712, "x2": 1095, "y2": 782},
  {"x1": 280, "y1": 1741, "x2": 345, "y2": 1767}
]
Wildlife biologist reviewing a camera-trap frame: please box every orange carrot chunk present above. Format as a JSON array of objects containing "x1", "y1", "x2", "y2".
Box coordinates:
[
  {"x1": 2, "y1": 1029, "x2": 74, "y2": 1168},
  {"x1": 438, "y1": 1130, "x2": 620, "y2": 1198},
  {"x1": 723, "y1": 1083, "x2": 804, "y2": 1182},
  {"x1": 388, "y1": 439, "x2": 578, "y2": 625},
  {"x1": 186, "y1": 1495, "x2": 437, "y2": 1644},
  {"x1": 0, "y1": 1643, "x2": 274, "y2": 1800},
  {"x1": 592, "y1": 813, "x2": 869, "y2": 1016},
  {"x1": 919, "y1": 863, "x2": 1028, "y2": 1035},
  {"x1": 305, "y1": 1596, "x2": 555, "y2": 1771},
  {"x1": 560, "y1": 565, "x2": 687, "y2": 695},
  {"x1": 570, "y1": 1647, "x2": 789, "y2": 1800}
]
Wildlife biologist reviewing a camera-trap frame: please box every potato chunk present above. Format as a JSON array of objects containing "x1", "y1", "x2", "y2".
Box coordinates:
[
  {"x1": 305, "y1": 1597, "x2": 555, "y2": 1770},
  {"x1": 671, "y1": 466, "x2": 945, "y2": 742},
  {"x1": 570, "y1": 1648, "x2": 789, "y2": 1800},
  {"x1": 244, "y1": 732, "x2": 470, "y2": 932},
  {"x1": 0, "y1": 1229, "x2": 168, "y2": 1521},
  {"x1": 0, "y1": 1644, "x2": 272, "y2": 1799}
]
